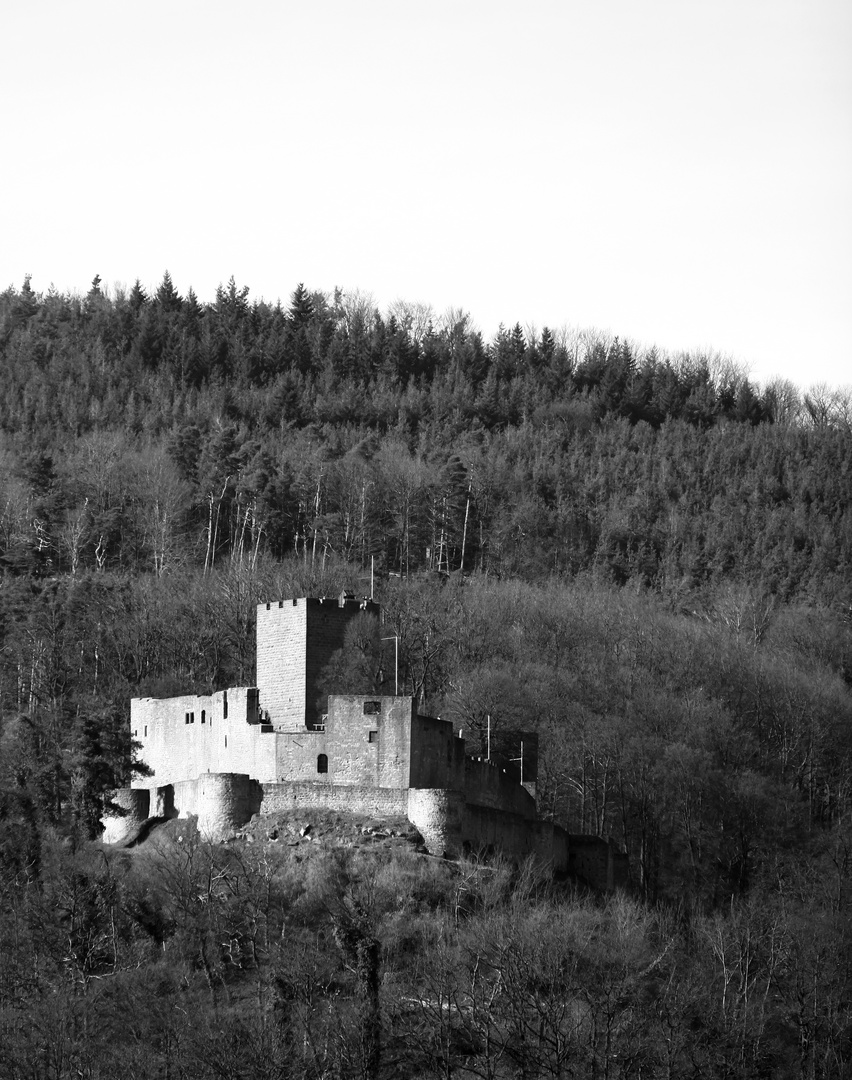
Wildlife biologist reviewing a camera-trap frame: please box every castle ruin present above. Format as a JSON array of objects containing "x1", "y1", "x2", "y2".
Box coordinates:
[{"x1": 104, "y1": 596, "x2": 625, "y2": 887}]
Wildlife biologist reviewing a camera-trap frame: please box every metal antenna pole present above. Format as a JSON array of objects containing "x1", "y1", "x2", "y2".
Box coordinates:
[{"x1": 510, "y1": 740, "x2": 524, "y2": 786}]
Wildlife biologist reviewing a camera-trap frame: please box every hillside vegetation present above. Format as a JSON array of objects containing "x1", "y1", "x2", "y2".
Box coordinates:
[{"x1": 0, "y1": 275, "x2": 850, "y2": 1078}]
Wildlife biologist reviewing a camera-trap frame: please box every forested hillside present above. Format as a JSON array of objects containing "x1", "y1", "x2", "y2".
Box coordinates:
[{"x1": 0, "y1": 274, "x2": 850, "y2": 1078}]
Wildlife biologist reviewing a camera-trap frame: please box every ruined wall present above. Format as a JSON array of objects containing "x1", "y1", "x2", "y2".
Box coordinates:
[
  {"x1": 568, "y1": 835, "x2": 629, "y2": 890},
  {"x1": 274, "y1": 730, "x2": 328, "y2": 782},
  {"x1": 406, "y1": 791, "x2": 563, "y2": 866},
  {"x1": 132, "y1": 687, "x2": 277, "y2": 787},
  {"x1": 102, "y1": 788, "x2": 150, "y2": 845},
  {"x1": 409, "y1": 714, "x2": 466, "y2": 789},
  {"x1": 103, "y1": 775, "x2": 262, "y2": 843},
  {"x1": 460, "y1": 803, "x2": 541, "y2": 859},
  {"x1": 256, "y1": 597, "x2": 379, "y2": 730},
  {"x1": 533, "y1": 821, "x2": 570, "y2": 872},
  {"x1": 261, "y1": 781, "x2": 409, "y2": 818},
  {"x1": 407, "y1": 788, "x2": 466, "y2": 855},
  {"x1": 170, "y1": 775, "x2": 262, "y2": 838},
  {"x1": 463, "y1": 756, "x2": 537, "y2": 819},
  {"x1": 325, "y1": 695, "x2": 413, "y2": 787}
]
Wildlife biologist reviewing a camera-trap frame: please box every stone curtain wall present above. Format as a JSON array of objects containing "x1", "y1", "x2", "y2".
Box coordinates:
[
  {"x1": 568, "y1": 835, "x2": 629, "y2": 889},
  {"x1": 106, "y1": 773, "x2": 566, "y2": 870},
  {"x1": 406, "y1": 788, "x2": 466, "y2": 855},
  {"x1": 462, "y1": 756, "x2": 537, "y2": 819},
  {"x1": 409, "y1": 713, "x2": 466, "y2": 789},
  {"x1": 406, "y1": 789, "x2": 566, "y2": 867},
  {"x1": 274, "y1": 730, "x2": 329, "y2": 782},
  {"x1": 533, "y1": 821, "x2": 570, "y2": 871},
  {"x1": 260, "y1": 781, "x2": 409, "y2": 819},
  {"x1": 131, "y1": 687, "x2": 278, "y2": 787},
  {"x1": 170, "y1": 775, "x2": 263, "y2": 838},
  {"x1": 325, "y1": 695, "x2": 414, "y2": 788}
]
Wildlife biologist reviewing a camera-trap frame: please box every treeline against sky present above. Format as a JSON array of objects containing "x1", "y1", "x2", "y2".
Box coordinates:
[{"x1": 0, "y1": 274, "x2": 850, "y2": 601}]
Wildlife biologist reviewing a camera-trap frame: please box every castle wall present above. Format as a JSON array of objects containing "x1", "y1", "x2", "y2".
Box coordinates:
[
  {"x1": 461, "y1": 802, "x2": 538, "y2": 858},
  {"x1": 462, "y1": 756, "x2": 537, "y2": 819},
  {"x1": 409, "y1": 713, "x2": 466, "y2": 789},
  {"x1": 132, "y1": 687, "x2": 277, "y2": 787},
  {"x1": 169, "y1": 775, "x2": 262, "y2": 838},
  {"x1": 407, "y1": 790, "x2": 565, "y2": 867},
  {"x1": 256, "y1": 598, "x2": 379, "y2": 730},
  {"x1": 568, "y1": 835, "x2": 629, "y2": 890},
  {"x1": 533, "y1": 821, "x2": 570, "y2": 872},
  {"x1": 260, "y1": 781, "x2": 410, "y2": 819},
  {"x1": 407, "y1": 788, "x2": 466, "y2": 855},
  {"x1": 325, "y1": 695, "x2": 413, "y2": 787},
  {"x1": 102, "y1": 788, "x2": 150, "y2": 845},
  {"x1": 274, "y1": 730, "x2": 329, "y2": 782}
]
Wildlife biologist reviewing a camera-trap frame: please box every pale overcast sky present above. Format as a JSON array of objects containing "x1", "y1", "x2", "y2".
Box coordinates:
[{"x1": 3, "y1": 0, "x2": 850, "y2": 388}]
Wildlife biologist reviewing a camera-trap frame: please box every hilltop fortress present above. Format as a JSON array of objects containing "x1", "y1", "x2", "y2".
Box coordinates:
[{"x1": 105, "y1": 596, "x2": 625, "y2": 887}]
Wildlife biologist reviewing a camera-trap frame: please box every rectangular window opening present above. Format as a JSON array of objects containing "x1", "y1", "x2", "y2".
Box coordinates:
[
  {"x1": 368, "y1": 730, "x2": 378, "y2": 743},
  {"x1": 363, "y1": 701, "x2": 381, "y2": 715}
]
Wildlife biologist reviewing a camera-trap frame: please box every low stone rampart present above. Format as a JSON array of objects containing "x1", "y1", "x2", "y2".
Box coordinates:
[
  {"x1": 104, "y1": 778, "x2": 604, "y2": 885},
  {"x1": 407, "y1": 789, "x2": 566, "y2": 868},
  {"x1": 461, "y1": 802, "x2": 540, "y2": 860},
  {"x1": 260, "y1": 781, "x2": 409, "y2": 818},
  {"x1": 533, "y1": 821, "x2": 570, "y2": 872},
  {"x1": 568, "y1": 834, "x2": 629, "y2": 890}
]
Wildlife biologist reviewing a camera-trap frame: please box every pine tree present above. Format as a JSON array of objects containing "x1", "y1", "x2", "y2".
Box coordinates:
[
  {"x1": 128, "y1": 279, "x2": 148, "y2": 313},
  {"x1": 155, "y1": 270, "x2": 182, "y2": 313},
  {"x1": 287, "y1": 283, "x2": 316, "y2": 374},
  {"x1": 288, "y1": 282, "x2": 314, "y2": 327}
]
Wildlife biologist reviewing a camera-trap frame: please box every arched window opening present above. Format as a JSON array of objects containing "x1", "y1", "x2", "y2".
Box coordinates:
[{"x1": 317, "y1": 754, "x2": 328, "y2": 774}]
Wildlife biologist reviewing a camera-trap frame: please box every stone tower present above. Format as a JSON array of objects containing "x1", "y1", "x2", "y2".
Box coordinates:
[{"x1": 256, "y1": 595, "x2": 380, "y2": 731}]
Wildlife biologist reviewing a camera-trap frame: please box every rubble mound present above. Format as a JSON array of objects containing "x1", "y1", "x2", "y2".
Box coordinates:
[{"x1": 236, "y1": 807, "x2": 426, "y2": 852}]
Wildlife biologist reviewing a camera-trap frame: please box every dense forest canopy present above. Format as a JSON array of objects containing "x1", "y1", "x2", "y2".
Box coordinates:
[
  {"x1": 0, "y1": 274, "x2": 850, "y2": 596},
  {"x1": 0, "y1": 273, "x2": 850, "y2": 1078}
]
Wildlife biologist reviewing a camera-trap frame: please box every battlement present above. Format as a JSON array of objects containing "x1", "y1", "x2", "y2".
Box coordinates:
[{"x1": 261, "y1": 596, "x2": 379, "y2": 613}]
